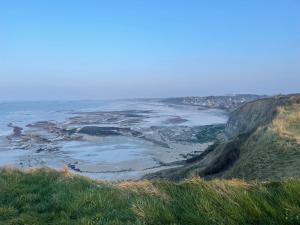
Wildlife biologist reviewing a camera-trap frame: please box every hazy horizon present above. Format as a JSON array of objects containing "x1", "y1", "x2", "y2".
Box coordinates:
[
  {"x1": 1, "y1": 1, "x2": 299, "y2": 101},
  {"x1": 0, "y1": 93, "x2": 296, "y2": 103}
]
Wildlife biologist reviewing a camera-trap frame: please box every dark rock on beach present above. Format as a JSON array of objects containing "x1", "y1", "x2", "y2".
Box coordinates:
[
  {"x1": 78, "y1": 126, "x2": 142, "y2": 137},
  {"x1": 8, "y1": 123, "x2": 23, "y2": 136}
]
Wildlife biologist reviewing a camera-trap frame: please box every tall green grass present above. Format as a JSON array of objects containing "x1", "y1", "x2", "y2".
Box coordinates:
[{"x1": 0, "y1": 168, "x2": 299, "y2": 225}]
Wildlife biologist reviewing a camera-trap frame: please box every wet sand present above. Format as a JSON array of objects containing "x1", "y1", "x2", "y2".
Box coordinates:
[{"x1": 0, "y1": 100, "x2": 227, "y2": 180}]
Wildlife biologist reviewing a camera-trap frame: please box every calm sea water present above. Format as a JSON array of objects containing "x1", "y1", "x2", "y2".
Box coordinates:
[{"x1": 0, "y1": 100, "x2": 111, "y2": 135}]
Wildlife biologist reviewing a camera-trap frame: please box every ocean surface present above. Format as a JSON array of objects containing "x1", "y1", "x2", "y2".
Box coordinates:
[
  {"x1": 0, "y1": 100, "x2": 115, "y2": 135},
  {"x1": 0, "y1": 99, "x2": 228, "y2": 180}
]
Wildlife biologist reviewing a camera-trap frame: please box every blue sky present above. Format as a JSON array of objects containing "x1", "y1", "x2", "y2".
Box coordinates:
[{"x1": 1, "y1": 0, "x2": 299, "y2": 100}]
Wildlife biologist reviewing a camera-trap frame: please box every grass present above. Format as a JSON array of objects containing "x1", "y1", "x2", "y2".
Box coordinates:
[
  {"x1": 223, "y1": 99, "x2": 300, "y2": 180},
  {"x1": 224, "y1": 126, "x2": 300, "y2": 180},
  {"x1": 0, "y1": 168, "x2": 299, "y2": 225},
  {"x1": 194, "y1": 124, "x2": 225, "y2": 143},
  {"x1": 273, "y1": 103, "x2": 300, "y2": 144}
]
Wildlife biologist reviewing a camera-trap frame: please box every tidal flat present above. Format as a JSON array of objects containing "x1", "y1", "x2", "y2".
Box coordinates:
[{"x1": 0, "y1": 99, "x2": 227, "y2": 180}]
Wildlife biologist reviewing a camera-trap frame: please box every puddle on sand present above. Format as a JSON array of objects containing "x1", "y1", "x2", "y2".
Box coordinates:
[{"x1": 61, "y1": 136, "x2": 149, "y2": 164}]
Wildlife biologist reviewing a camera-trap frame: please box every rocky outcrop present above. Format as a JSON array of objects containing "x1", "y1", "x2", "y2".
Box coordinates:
[
  {"x1": 78, "y1": 126, "x2": 142, "y2": 137},
  {"x1": 8, "y1": 123, "x2": 23, "y2": 136}
]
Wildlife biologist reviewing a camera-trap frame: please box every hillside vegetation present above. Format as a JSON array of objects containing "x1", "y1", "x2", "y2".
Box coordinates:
[
  {"x1": 0, "y1": 168, "x2": 299, "y2": 225},
  {"x1": 223, "y1": 95, "x2": 300, "y2": 180},
  {"x1": 146, "y1": 94, "x2": 300, "y2": 181}
]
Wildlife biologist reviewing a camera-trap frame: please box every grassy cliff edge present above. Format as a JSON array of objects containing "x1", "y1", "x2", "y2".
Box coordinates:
[
  {"x1": 0, "y1": 168, "x2": 299, "y2": 225},
  {"x1": 145, "y1": 94, "x2": 300, "y2": 181}
]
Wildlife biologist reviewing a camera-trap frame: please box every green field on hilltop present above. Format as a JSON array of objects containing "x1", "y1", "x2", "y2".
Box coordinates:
[{"x1": 0, "y1": 168, "x2": 299, "y2": 225}]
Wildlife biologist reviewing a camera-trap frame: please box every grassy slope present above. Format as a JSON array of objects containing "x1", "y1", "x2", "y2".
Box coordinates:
[
  {"x1": 224, "y1": 99, "x2": 300, "y2": 180},
  {"x1": 0, "y1": 168, "x2": 300, "y2": 225},
  {"x1": 146, "y1": 95, "x2": 300, "y2": 181},
  {"x1": 223, "y1": 127, "x2": 300, "y2": 180}
]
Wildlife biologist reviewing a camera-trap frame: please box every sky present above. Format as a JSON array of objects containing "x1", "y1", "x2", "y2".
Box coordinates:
[{"x1": 0, "y1": 0, "x2": 299, "y2": 100}]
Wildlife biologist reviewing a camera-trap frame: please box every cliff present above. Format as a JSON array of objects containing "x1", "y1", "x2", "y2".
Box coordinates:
[{"x1": 145, "y1": 94, "x2": 300, "y2": 181}]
